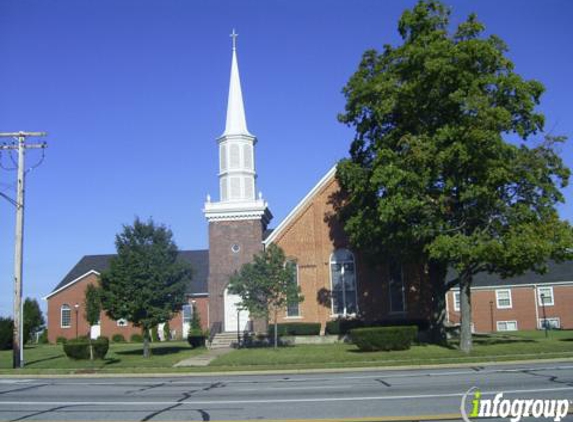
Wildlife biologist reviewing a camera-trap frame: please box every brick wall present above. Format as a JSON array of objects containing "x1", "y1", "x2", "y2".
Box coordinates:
[
  {"x1": 46, "y1": 273, "x2": 198, "y2": 343},
  {"x1": 272, "y1": 176, "x2": 430, "y2": 331},
  {"x1": 207, "y1": 219, "x2": 265, "y2": 332},
  {"x1": 447, "y1": 284, "x2": 573, "y2": 332}
]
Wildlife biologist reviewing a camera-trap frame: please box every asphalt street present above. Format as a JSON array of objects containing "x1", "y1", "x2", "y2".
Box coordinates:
[{"x1": 0, "y1": 362, "x2": 572, "y2": 421}]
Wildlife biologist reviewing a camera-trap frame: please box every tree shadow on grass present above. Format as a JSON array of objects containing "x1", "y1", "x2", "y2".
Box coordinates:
[
  {"x1": 471, "y1": 334, "x2": 536, "y2": 346},
  {"x1": 114, "y1": 346, "x2": 191, "y2": 356},
  {"x1": 559, "y1": 338, "x2": 573, "y2": 342},
  {"x1": 25, "y1": 354, "x2": 65, "y2": 366}
]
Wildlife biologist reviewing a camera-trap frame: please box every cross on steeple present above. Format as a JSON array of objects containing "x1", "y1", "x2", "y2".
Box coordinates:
[{"x1": 230, "y1": 29, "x2": 238, "y2": 51}]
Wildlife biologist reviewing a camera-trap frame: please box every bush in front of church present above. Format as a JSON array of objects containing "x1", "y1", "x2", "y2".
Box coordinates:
[
  {"x1": 63, "y1": 337, "x2": 109, "y2": 360},
  {"x1": 350, "y1": 326, "x2": 418, "y2": 352},
  {"x1": 187, "y1": 306, "x2": 205, "y2": 348}
]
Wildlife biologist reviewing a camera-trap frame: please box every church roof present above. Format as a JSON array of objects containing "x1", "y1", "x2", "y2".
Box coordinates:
[{"x1": 46, "y1": 250, "x2": 209, "y2": 299}]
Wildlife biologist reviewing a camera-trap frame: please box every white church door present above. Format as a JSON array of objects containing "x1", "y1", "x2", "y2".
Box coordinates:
[{"x1": 224, "y1": 288, "x2": 250, "y2": 332}]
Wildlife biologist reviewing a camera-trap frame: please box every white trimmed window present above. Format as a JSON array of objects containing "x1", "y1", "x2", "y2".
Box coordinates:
[
  {"x1": 453, "y1": 291, "x2": 460, "y2": 312},
  {"x1": 182, "y1": 305, "x2": 192, "y2": 324},
  {"x1": 388, "y1": 262, "x2": 406, "y2": 313},
  {"x1": 286, "y1": 260, "x2": 300, "y2": 317},
  {"x1": 60, "y1": 304, "x2": 71, "y2": 328},
  {"x1": 330, "y1": 249, "x2": 358, "y2": 316},
  {"x1": 537, "y1": 286, "x2": 555, "y2": 306},
  {"x1": 495, "y1": 289, "x2": 512, "y2": 309},
  {"x1": 497, "y1": 320, "x2": 518, "y2": 332},
  {"x1": 538, "y1": 317, "x2": 560, "y2": 329},
  {"x1": 116, "y1": 318, "x2": 128, "y2": 327}
]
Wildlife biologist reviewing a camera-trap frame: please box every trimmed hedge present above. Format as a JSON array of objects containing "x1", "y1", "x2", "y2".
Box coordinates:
[
  {"x1": 112, "y1": 334, "x2": 126, "y2": 343},
  {"x1": 269, "y1": 323, "x2": 321, "y2": 337},
  {"x1": 56, "y1": 336, "x2": 67, "y2": 345},
  {"x1": 350, "y1": 326, "x2": 418, "y2": 352},
  {"x1": 63, "y1": 337, "x2": 110, "y2": 360},
  {"x1": 327, "y1": 318, "x2": 429, "y2": 336},
  {"x1": 130, "y1": 333, "x2": 143, "y2": 343}
]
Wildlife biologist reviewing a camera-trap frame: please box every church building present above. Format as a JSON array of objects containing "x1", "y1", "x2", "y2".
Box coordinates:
[{"x1": 45, "y1": 35, "x2": 572, "y2": 343}]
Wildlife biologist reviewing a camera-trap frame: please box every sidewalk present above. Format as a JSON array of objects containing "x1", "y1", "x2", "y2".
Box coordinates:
[{"x1": 173, "y1": 347, "x2": 233, "y2": 367}]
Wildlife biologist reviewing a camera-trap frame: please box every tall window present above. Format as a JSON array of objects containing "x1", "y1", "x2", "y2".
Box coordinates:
[
  {"x1": 182, "y1": 304, "x2": 192, "y2": 324},
  {"x1": 537, "y1": 286, "x2": 554, "y2": 306},
  {"x1": 389, "y1": 262, "x2": 405, "y2": 313},
  {"x1": 495, "y1": 289, "x2": 512, "y2": 309},
  {"x1": 286, "y1": 260, "x2": 300, "y2": 317},
  {"x1": 453, "y1": 291, "x2": 461, "y2": 312},
  {"x1": 330, "y1": 249, "x2": 357, "y2": 316},
  {"x1": 61, "y1": 304, "x2": 71, "y2": 328}
]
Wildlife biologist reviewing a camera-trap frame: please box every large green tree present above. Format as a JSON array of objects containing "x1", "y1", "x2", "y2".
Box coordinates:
[
  {"x1": 99, "y1": 218, "x2": 192, "y2": 357},
  {"x1": 336, "y1": 0, "x2": 572, "y2": 352},
  {"x1": 23, "y1": 298, "x2": 45, "y2": 344},
  {"x1": 228, "y1": 244, "x2": 303, "y2": 348}
]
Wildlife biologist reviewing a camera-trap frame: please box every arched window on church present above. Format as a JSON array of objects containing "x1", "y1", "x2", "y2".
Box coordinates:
[
  {"x1": 286, "y1": 260, "x2": 300, "y2": 317},
  {"x1": 330, "y1": 249, "x2": 357, "y2": 316},
  {"x1": 61, "y1": 304, "x2": 71, "y2": 328}
]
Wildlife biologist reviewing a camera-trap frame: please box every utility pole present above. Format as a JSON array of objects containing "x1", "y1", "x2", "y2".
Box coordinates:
[{"x1": 0, "y1": 131, "x2": 47, "y2": 369}]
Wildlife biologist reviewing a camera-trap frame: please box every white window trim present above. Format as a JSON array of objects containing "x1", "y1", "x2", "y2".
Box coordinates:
[
  {"x1": 537, "y1": 286, "x2": 555, "y2": 307},
  {"x1": 496, "y1": 320, "x2": 518, "y2": 332},
  {"x1": 453, "y1": 291, "x2": 460, "y2": 312},
  {"x1": 538, "y1": 317, "x2": 560, "y2": 329},
  {"x1": 60, "y1": 304, "x2": 71, "y2": 328},
  {"x1": 329, "y1": 249, "x2": 359, "y2": 317},
  {"x1": 495, "y1": 289, "x2": 513, "y2": 309},
  {"x1": 286, "y1": 261, "x2": 300, "y2": 318},
  {"x1": 116, "y1": 318, "x2": 128, "y2": 327},
  {"x1": 388, "y1": 265, "x2": 406, "y2": 314}
]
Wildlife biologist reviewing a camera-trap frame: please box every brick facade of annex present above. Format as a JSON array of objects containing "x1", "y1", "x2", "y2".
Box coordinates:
[
  {"x1": 446, "y1": 284, "x2": 573, "y2": 332},
  {"x1": 47, "y1": 273, "x2": 208, "y2": 343}
]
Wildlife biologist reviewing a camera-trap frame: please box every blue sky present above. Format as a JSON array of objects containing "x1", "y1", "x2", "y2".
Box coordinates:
[{"x1": 0, "y1": 0, "x2": 572, "y2": 317}]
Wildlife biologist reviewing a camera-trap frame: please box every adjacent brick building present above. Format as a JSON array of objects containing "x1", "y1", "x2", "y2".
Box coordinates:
[{"x1": 446, "y1": 261, "x2": 573, "y2": 332}]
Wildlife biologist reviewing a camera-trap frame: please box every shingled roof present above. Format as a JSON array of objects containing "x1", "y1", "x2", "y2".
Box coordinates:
[{"x1": 47, "y1": 250, "x2": 209, "y2": 298}]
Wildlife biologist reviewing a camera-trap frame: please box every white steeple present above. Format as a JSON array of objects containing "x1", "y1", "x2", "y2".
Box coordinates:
[
  {"x1": 203, "y1": 30, "x2": 272, "y2": 225},
  {"x1": 223, "y1": 29, "x2": 252, "y2": 137}
]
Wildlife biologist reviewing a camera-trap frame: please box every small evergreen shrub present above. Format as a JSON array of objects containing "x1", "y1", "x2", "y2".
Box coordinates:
[
  {"x1": 63, "y1": 337, "x2": 109, "y2": 360},
  {"x1": 112, "y1": 334, "x2": 126, "y2": 343},
  {"x1": 163, "y1": 322, "x2": 171, "y2": 341},
  {"x1": 269, "y1": 323, "x2": 321, "y2": 336},
  {"x1": 0, "y1": 317, "x2": 14, "y2": 350},
  {"x1": 187, "y1": 328, "x2": 205, "y2": 348},
  {"x1": 38, "y1": 329, "x2": 49, "y2": 344},
  {"x1": 130, "y1": 333, "x2": 143, "y2": 343},
  {"x1": 350, "y1": 326, "x2": 418, "y2": 352},
  {"x1": 151, "y1": 325, "x2": 160, "y2": 342},
  {"x1": 56, "y1": 336, "x2": 67, "y2": 345}
]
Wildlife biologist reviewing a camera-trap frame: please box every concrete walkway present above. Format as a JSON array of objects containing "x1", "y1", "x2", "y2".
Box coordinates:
[{"x1": 173, "y1": 347, "x2": 233, "y2": 367}]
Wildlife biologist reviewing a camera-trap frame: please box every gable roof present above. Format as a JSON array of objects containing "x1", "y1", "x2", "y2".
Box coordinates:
[
  {"x1": 471, "y1": 260, "x2": 573, "y2": 288},
  {"x1": 46, "y1": 250, "x2": 209, "y2": 299},
  {"x1": 264, "y1": 165, "x2": 337, "y2": 246}
]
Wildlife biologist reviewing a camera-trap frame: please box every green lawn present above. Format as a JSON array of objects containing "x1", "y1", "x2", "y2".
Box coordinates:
[
  {"x1": 1, "y1": 331, "x2": 572, "y2": 374},
  {"x1": 0, "y1": 341, "x2": 206, "y2": 374},
  {"x1": 209, "y1": 330, "x2": 573, "y2": 370}
]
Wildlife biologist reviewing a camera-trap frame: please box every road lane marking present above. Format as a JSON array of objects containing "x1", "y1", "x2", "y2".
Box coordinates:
[
  {"x1": 7, "y1": 363, "x2": 573, "y2": 387},
  {"x1": 0, "y1": 386, "x2": 571, "y2": 406}
]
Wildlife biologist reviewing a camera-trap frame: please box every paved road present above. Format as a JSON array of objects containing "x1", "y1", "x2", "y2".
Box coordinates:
[{"x1": 0, "y1": 362, "x2": 572, "y2": 421}]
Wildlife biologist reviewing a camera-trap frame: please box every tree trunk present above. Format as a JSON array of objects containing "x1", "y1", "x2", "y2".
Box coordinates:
[
  {"x1": 459, "y1": 273, "x2": 473, "y2": 353},
  {"x1": 143, "y1": 328, "x2": 151, "y2": 358},
  {"x1": 273, "y1": 310, "x2": 278, "y2": 349},
  {"x1": 427, "y1": 261, "x2": 448, "y2": 345}
]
